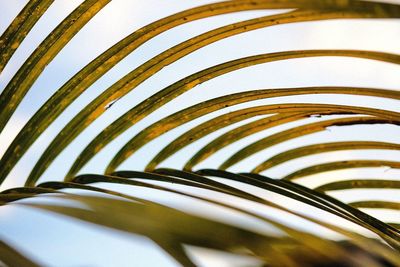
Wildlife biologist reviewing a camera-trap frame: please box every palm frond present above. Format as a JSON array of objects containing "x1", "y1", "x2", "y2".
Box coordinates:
[{"x1": 1, "y1": 0, "x2": 400, "y2": 266}]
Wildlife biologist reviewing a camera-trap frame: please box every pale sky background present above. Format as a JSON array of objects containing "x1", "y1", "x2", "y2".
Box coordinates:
[{"x1": 1, "y1": 0, "x2": 400, "y2": 266}]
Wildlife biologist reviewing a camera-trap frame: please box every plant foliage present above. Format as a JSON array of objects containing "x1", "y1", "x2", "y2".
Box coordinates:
[{"x1": 0, "y1": 0, "x2": 399, "y2": 266}]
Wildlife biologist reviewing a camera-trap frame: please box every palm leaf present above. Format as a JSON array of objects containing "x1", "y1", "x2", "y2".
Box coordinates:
[
  {"x1": 0, "y1": 240, "x2": 39, "y2": 267},
  {"x1": 1, "y1": 0, "x2": 400, "y2": 266},
  {"x1": 0, "y1": 0, "x2": 111, "y2": 131},
  {"x1": 0, "y1": 0, "x2": 54, "y2": 74}
]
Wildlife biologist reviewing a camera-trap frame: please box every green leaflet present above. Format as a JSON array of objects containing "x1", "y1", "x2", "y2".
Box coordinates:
[
  {"x1": 3, "y1": 168, "x2": 400, "y2": 264},
  {"x1": 284, "y1": 160, "x2": 400, "y2": 181},
  {"x1": 1, "y1": 3, "x2": 317, "y2": 187},
  {"x1": 195, "y1": 169, "x2": 400, "y2": 253},
  {"x1": 47, "y1": 50, "x2": 400, "y2": 186},
  {"x1": 2, "y1": 0, "x2": 400, "y2": 189},
  {"x1": 219, "y1": 116, "x2": 400, "y2": 170},
  {"x1": 46, "y1": 171, "x2": 400, "y2": 261},
  {"x1": 254, "y1": 141, "x2": 400, "y2": 173},
  {"x1": 156, "y1": 168, "x2": 395, "y2": 243},
  {"x1": 11, "y1": 185, "x2": 339, "y2": 262},
  {"x1": 106, "y1": 90, "x2": 400, "y2": 173},
  {"x1": 76, "y1": 169, "x2": 399, "y2": 248},
  {"x1": 0, "y1": 0, "x2": 54, "y2": 74},
  {"x1": 350, "y1": 201, "x2": 400, "y2": 210},
  {"x1": 157, "y1": 111, "x2": 323, "y2": 171},
  {"x1": 0, "y1": 240, "x2": 40, "y2": 267},
  {"x1": 0, "y1": 0, "x2": 111, "y2": 132},
  {"x1": 20, "y1": 195, "x2": 281, "y2": 254},
  {"x1": 316, "y1": 179, "x2": 400, "y2": 192},
  {"x1": 242, "y1": 172, "x2": 400, "y2": 235}
]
